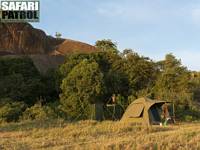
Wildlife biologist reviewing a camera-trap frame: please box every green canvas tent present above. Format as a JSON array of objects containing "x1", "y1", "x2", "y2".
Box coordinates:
[{"x1": 121, "y1": 97, "x2": 168, "y2": 126}]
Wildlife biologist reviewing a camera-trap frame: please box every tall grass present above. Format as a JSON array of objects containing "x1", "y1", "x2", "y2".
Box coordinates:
[{"x1": 0, "y1": 120, "x2": 200, "y2": 150}]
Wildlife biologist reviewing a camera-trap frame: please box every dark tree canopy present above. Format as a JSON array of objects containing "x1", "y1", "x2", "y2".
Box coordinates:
[{"x1": 0, "y1": 57, "x2": 60, "y2": 105}]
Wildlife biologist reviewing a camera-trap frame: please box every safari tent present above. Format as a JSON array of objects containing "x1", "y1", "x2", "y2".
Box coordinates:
[{"x1": 121, "y1": 97, "x2": 168, "y2": 126}]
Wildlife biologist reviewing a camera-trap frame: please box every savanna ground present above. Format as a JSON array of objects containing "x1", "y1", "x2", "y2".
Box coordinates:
[{"x1": 0, "y1": 120, "x2": 200, "y2": 150}]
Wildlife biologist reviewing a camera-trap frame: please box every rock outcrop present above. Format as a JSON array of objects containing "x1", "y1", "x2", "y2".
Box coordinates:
[
  {"x1": 50, "y1": 39, "x2": 97, "y2": 55},
  {"x1": 0, "y1": 23, "x2": 55, "y2": 54},
  {"x1": 0, "y1": 22, "x2": 97, "y2": 55}
]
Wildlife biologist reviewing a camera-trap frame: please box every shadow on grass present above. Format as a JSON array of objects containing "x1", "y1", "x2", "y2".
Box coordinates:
[{"x1": 0, "y1": 119, "x2": 67, "y2": 132}]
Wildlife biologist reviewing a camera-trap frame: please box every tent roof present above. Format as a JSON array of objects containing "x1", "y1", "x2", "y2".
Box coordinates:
[{"x1": 131, "y1": 97, "x2": 166, "y2": 105}]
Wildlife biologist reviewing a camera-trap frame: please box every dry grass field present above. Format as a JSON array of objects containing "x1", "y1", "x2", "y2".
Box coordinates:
[{"x1": 0, "y1": 119, "x2": 200, "y2": 150}]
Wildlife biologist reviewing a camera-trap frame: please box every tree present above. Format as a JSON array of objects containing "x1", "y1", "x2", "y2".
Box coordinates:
[
  {"x1": 100, "y1": 52, "x2": 129, "y2": 101},
  {"x1": 40, "y1": 69, "x2": 62, "y2": 103},
  {"x1": 0, "y1": 57, "x2": 60, "y2": 105},
  {"x1": 60, "y1": 60, "x2": 105, "y2": 120},
  {"x1": 59, "y1": 53, "x2": 89, "y2": 77},
  {"x1": 55, "y1": 32, "x2": 62, "y2": 38},
  {"x1": 122, "y1": 49, "x2": 134, "y2": 57},
  {"x1": 59, "y1": 52, "x2": 129, "y2": 102},
  {"x1": 190, "y1": 71, "x2": 200, "y2": 102},
  {"x1": 95, "y1": 39, "x2": 118, "y2": 54},
  {"x1": 153, "y1": 54, "x2": 192, "y2": 104},
  {"x1": 0, "y1": 57, "x2": 44, "y2": 105},
  {"x1": 124, "y1": 51, "x2": 158, "y2": 98}
]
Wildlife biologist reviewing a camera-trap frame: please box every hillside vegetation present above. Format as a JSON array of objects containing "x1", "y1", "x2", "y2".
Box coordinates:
[
  {"x1": 0, "y1": 39, "x2": 200, "y2": 123},
  {"x1": 0, "y1": 120, "x2": 200, "y2": 150},
  {"x1": 1, "y1": 40, "x2": 200, "y2": 124}
]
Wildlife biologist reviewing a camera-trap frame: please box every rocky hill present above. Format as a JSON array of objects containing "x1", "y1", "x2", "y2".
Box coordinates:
[
  {"x1": 0, "y1": 23, "x2": 97, "y2": 55},
  {"x1": 0, "y1": 23, "x2": 97, "y2": 72}
]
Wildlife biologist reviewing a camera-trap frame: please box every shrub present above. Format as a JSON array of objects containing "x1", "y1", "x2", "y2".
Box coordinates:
[
  {"x1": 47, "y1": 102, "x2": 67, "y2": 119},
  {"x1": 0, "y1": 98, "x2": 26, "y2": 123},
  {"x1": 21, "y1": 103, "x2": 57, "y2": 121},
  {"x1": 175, "y1": 105, "x2": 200, "y2": 121},
  {"x1": 184, "y1": 115, "x2": 194, "y2": 122}
]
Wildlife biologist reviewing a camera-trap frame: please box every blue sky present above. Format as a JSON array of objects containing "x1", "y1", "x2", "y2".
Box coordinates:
[{"x1": 32, "y1": 0, "x2": 200, "y2": 71}]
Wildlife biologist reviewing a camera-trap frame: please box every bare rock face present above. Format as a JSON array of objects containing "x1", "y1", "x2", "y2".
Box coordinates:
[
  {"x1": 50, "y1": 39, "x2": 98, "y2": 55},
  {"x1": 0, "y1": 23, "x2": 97, "y2": 56},
  {"x1": 0, "y1": 23, "x2": 48, "y2": 54},
  {"x1": 0, "y1": 23, "x2": 57, "y2": 54}
]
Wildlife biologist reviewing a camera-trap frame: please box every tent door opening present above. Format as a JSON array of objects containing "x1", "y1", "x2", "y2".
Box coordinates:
[{"x1": 149, "y1": 104, "x2": 162, "y2": 124}]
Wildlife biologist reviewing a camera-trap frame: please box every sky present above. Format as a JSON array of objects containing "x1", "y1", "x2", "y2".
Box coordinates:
[{"x1": 32, "y1": 0, "x2": 200, "y2": 71}]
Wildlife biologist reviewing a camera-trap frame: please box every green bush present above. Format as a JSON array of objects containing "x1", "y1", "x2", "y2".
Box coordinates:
[
  {"x1": 47, "y1": 102, "x2": 67, "y2": 119},
  {"x1": 21, "y1": 103, "x2": 57, "y2": 121},
  {"x1": 0, "y1": 57, "x2": 44, "y2": 105},
  {"x1": 175, "y1": 105, "x2": 200, "y2": 121},
  {"x1": 184, "y1": 115, "x2": 194, "y2": 122},
  {"x1": 0, "y1": 98, "x2": 26, "y2": 123}
]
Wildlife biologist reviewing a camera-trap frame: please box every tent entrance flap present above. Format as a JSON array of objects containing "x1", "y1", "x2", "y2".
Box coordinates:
[
  {"x1": 149, "y1": 104, "x2": 162, "y2": 123},
  {"x1": 129, "y1": 104, "x2": 144, "y2": 118}
]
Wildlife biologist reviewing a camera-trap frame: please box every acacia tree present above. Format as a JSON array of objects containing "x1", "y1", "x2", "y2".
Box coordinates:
[{"x1": 60, "y1": 59, "x2": 105, "y2": 120}]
